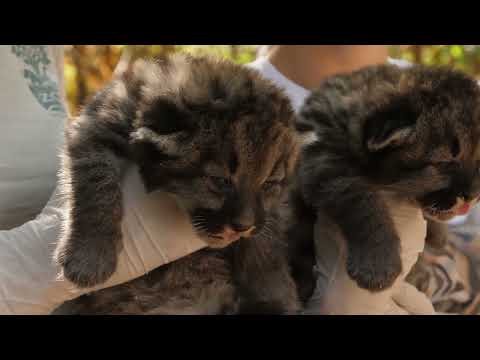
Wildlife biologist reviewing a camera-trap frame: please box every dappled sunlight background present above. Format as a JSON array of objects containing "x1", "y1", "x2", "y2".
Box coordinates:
[{"x1": 64, "y1": 45, "x2": 480, "y2": 116}]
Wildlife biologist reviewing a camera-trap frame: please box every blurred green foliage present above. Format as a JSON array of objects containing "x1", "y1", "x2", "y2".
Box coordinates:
[
  {"x1": 64, "y1": 45, "x2": 257, "y2": 116},
  {"x1": 389, "y1": 45, "x2": 480, "y2": 74},
  {"x1": 65, "y1": 45, "x2": 480, "y2": 116}
]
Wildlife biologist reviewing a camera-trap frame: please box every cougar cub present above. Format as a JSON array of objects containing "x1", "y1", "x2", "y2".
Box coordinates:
[
  {"x1": 292, "y1": 64, "x2": 480, "y2": 293},
  {"x1": 53, "y1": 53, "x2": 301, "y2": 314}
]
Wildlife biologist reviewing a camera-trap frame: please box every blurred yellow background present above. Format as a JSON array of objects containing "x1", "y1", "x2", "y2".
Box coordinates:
[{"x1": 64, "y1": 45, "x2": 480, "y2": 116}]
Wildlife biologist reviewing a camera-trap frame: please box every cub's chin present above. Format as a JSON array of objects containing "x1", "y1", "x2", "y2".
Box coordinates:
[{"x1": 198, "y1": 226, "x2": 257, "y2": 249}]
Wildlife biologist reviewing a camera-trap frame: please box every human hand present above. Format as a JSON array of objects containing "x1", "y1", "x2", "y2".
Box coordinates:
[
  {"x1": 0, "y1": 165, "x2": 206, "y2": 314},
  {"x1": 303, "y1": 196, "x2": 435, "y2": 315}
]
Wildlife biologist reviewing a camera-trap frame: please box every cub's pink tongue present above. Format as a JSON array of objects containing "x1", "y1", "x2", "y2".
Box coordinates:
[{"x1": 457, "y1": 203, "x2": 470, "y2": 215}]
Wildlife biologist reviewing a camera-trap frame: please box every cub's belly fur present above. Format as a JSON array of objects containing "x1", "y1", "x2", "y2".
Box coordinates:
[{"x1": 52, "y1": 249, "x2": 238, "y2": 315}]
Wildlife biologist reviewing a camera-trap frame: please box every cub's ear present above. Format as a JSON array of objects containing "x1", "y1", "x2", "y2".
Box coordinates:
[
  {"x1": 131, "y1": 99, "x2": 195, "y2": 158},
  {"x1": 364, "y1": 95, "x2": 417, "y2": 152},
  {"x1": 141, "y1": 98, "x2": 194, "y2": 135},
  {"x1": 130, "y1": 127, "x2": 184, "y2": 158}
]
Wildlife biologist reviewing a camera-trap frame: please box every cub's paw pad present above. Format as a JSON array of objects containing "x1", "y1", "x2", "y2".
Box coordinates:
[
  {"x1": 55, "y1": 236, "x2": 119, "y2": 288},
  {"x1": 346, "y1": 247, "x2": 402, "y2": 292}
]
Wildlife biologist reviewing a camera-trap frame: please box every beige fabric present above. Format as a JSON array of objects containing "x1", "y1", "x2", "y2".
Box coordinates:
[
  {"x1": 303, "y1": 194, "x2": 436, "y2": 315},
  {"x1": 0, "y1": 165, "x2": 206, "y2": 314}
]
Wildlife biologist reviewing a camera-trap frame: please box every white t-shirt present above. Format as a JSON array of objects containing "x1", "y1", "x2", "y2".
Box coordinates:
[
  {"x1": 0, "y1": 46, "x2": 67, "y2": 230},
  {"x1": 247, "y1": 56, "x2": 310, "y2": 113},
  {"x1": 247, "y1": 56, "x2": 412, "y2": 113}
]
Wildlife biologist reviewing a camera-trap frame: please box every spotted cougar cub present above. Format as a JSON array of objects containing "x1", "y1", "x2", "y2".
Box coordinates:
[
  {"x1": 53, "y1": 53, "x2": 301, "y2": 314},
  {"x1": 291, "y1": 64, "x2": 480, "y2": 293}
]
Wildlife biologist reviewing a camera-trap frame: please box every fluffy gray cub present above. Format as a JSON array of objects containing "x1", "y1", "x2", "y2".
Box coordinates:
[
  {"x1": 54, "y1": 52, "x2": 301, "y2": 312},
  {"x1": 292, "y1": 64, "x2": 480, "y2": 292}
]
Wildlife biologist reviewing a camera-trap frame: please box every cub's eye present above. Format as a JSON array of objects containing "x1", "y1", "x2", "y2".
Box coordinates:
[
  {"x1": 262, "y1": 180, "x2": 282, "y2": 191},
  {"x1": 207, "y1": 176, "x2": 233, "y2": 191},
  {"x1": 451, "y1": 137, "x2": 460, "y2": 158}
]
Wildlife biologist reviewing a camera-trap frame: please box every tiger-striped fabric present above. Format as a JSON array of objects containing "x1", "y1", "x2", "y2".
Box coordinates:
[{"x1": 406, "y1": 232, "x2": 480, "y2": 315}]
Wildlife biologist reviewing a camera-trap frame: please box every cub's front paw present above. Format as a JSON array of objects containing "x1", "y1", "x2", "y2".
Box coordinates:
[
  {"x1": 346, "y1": 241, "x2": 402, "y2": 292},
  {"x1": 54, "y1": 232, "x2": 120, "y2": 288}
]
